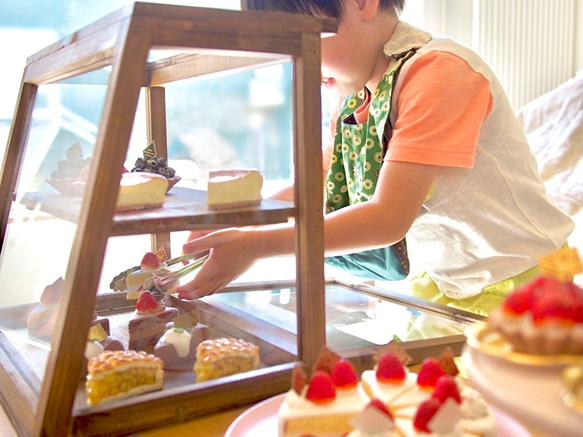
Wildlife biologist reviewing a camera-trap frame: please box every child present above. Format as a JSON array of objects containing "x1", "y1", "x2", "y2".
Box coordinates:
[{"x1": 177, "y1": 0, "x2": 573, "y2": 317}]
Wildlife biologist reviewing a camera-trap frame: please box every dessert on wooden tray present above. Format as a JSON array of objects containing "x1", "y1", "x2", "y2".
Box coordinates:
[
  {"x1": 194, "y1": 337, "x2": 261, "y2": 382},
  {"x1": 27, "y1": 277, "x2": 65, "y2": 341},
  {"x1": 278, "y1": 345, "x2": 496, "y2": 437},
  {"x1": 206, "y1": 169, "x2": 263, "y2": 210},
  {"x1": 115, "y1": 172, "x2": 169, "y2": 212},
  {"x1": 154, "y1": 312, "x2": 210, "y2": 371},
  {"x1": 128, "y1": 291, "x2": 178, "y2": 354},
  {"x1": 129, "y1": 140, "x2": 180, "y2": 190},
  {"x1": 45, "y1": 141, "x2": 92, "y2": 195},
  {"x1": 85, "y1": 350, "x2": 164, "y2": 406}
]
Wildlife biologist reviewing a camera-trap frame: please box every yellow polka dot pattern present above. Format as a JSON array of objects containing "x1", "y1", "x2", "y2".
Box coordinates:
[{"x1": 325, "y1": 51, "x2": 416, "y2": 214}]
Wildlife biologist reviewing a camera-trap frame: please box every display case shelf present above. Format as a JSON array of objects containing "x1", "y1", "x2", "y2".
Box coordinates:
[{"x1": 21, "y1": 187, "x2": 295, "y2": 236}]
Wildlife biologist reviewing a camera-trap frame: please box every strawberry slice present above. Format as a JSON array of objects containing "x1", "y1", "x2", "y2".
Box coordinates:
[
  {"x1": 306, "y1": 371, "x2": 336, "y2": 404},
  {"x1": 331, "y1": 359, "x2": 358, "y2": 390},
  {"x1": 414, "y1": 398, "x2": 442, "y2": 433},
  {"x1": 135, "y1": 290, "x2": 160, "y2": 314},
  {"x1": 376, "y1": 353, "x2": 406, "y2": 384},
  {"x1": 417, "y1": 358, "x2": 445, "y2": 389},
  {"x1": 367, "y1": 398, "x2": 393, "y2": 420},
  {"x1": 141, "y1": 252, "x2": 160, "y2": 271},
  {"x1": 431, "y1": 375, "x2": 461, "y2": 404}
]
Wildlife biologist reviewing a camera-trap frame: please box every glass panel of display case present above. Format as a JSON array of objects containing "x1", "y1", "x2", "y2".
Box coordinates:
[
  {"x1": 0, "y1": 71, "x2": 110, "y2": 416},
  {"x1": 204, "y1": 281, "x2": 482, "y2": 354}
]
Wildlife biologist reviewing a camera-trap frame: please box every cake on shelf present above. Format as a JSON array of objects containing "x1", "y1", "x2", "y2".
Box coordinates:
[
  {"x1": 27, "y1": 277, "x2": 65, "y2": 341},
  {"x1": 206, "y1": 169, "x2": 263, "y2": 210},
  {"x1": 85, "y1": 350, "x2": 164, "y2": 406},
  {"x1": 128, "y1": 291, "x2": 178, "y2": 354},
  {"x1": 194, "y1": 337, "x2": 261, "y2": 382},
  {"x1": 46, "y1": 141, "x2": 92, "y2": 195},
  {"x1": 130, "y1": 141, "x2": 179, "y2": 185},
  {"x1": 278, "y1": 345, "x2": 497, "y2": 437},
  {"x1": 154, "y1": 312, "x2": 210, "y2": 371},
  {"x1": 115, "y1": 172, "x2": 169, "y2": 212}
]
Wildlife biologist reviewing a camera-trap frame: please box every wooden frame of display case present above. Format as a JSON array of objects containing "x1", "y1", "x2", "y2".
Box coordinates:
[{"x1": 0, "y1": 3, "x2": 337, "y2": 436}]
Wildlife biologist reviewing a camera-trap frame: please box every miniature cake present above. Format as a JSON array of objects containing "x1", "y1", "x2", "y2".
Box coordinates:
[
  {"x1": 130, "y1": 141, "x2": 178, "y2": 182},
  {"x1": 110, "y1": 246, "x2": 169, "y2": 294},
  {"x1": 85, "y1": 350, "x2": 164, "y2": 406},
  {"x1": 488, "y1": 247, "x2": 583, "y2": 355},
  {"x1": 206, "y1": 169, "x2": 263, "y2": 210},
  {"x1": 125, "y1": 252, "x2": 166, "y2": 300},
  {"x1": 154, "y1": 324, "x2": 210, "y2": 371},
  {"x1": 360, "y1": 354, "x2": 496, "y2": 436},
  {"x1": 278, "y1": 358, "x2": 370, "y2": 436},
  {"x1": 46, "y1": 141, "x2": 92, "y2": 194},
  {"x1": 27, "y1": 277, "x2": 64, "y2": 341},
  {"x1": 278, "y1": 346, "x2": 496, "y2": 437},
  {"x1": 128, "y1": 291, "x2": 178, "y2": 353},
  {"x1": 115, "y1": 172, "x2": 168, "y2": 212},
  {"x1": 194, "y1": 338, "x2": 261, "y2": 382}
]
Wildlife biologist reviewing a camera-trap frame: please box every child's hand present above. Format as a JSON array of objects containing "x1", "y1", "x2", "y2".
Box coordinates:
[{"x1": 176, "y1": 228, "x2": 256, "y2": 299}]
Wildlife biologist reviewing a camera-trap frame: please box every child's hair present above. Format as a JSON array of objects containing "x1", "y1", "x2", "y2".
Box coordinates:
[{"x1": 244, "y1": 0, "x2": 406, "y2": 19}]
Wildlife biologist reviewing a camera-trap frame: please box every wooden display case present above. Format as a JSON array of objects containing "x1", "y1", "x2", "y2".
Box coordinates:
[
  {"x1": 0, "y1": 3, "x2": 335, "y2": 435},
  {"x1": 0, "y1": 3, "x2": 484, "y2": 436}
]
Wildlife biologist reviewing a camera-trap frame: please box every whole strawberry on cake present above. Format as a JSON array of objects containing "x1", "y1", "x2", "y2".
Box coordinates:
[
  {"x1": 488, "y1": 247, "x2": 583, "y2": 355},
  {"x1": 359, "y1": 346, "x2": 496, "y2": 436},
  {"x1": 128, "y1": 290, "x2": 178, "y2": 353},
  {"x1": 277, "y1": 345, "x2": 496, "y2": 437},
  {"x1": 278, "y1": 347, "x2": 370, "y2": 436}
]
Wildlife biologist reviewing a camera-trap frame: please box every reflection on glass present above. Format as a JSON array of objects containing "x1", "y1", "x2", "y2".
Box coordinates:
[{"x1": 211, "y1": 283, "x2": 473, "y2": 352}]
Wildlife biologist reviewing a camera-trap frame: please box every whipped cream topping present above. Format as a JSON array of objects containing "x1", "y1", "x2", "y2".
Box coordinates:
[
  {"x1": 84, "y1": 340, "x2": 104, "y2": 360},
  {"x1": 160, "y1": 328, "x2": 191, "y2": 358}
]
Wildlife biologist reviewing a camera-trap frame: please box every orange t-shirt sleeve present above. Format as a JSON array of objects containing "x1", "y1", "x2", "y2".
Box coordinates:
[{"x1": 386, "y1": 51, "x2": 493, "y2": 168}]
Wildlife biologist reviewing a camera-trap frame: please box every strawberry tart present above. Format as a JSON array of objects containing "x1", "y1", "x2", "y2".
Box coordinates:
[
  {"x1": 463, "y1": 247, "x2": 583, "y2": 436},
  {"x1": 488, "y1": 267, "x2": 583, "y2": 355}
]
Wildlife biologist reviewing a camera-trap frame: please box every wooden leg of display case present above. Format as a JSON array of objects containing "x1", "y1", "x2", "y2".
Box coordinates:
[
  {"x1": 145, "y1": 86, "x2": 172, "y2": 257},
  {"x1": 292, "y1": 32, "x2": 326, "y2": 369},
  {"x1": 0, "y1": 331, "x2": 39, "y2": 436},
  {"x1": 33, "y1": 19, "x2": 152, "y2": 437},
  {"x1": 0, "y1": 82, "x2": 37, "y2": 249}
]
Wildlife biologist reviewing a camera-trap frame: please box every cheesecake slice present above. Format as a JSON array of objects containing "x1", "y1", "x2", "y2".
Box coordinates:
[
  {"x1": 116, "y1": 172, "x2": 169, "y2": 212},
  {"x1": 207, "y1": 169, "x2": 263, "y2": 210}
]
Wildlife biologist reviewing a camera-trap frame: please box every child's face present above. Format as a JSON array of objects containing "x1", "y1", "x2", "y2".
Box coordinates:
[{"x1": 319, "y1": 1, "x2": 390, "y2": 97}]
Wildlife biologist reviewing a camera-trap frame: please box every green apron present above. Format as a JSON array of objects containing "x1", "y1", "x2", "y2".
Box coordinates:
[{"x1": 325, "y1": 51, "x2": 415, "y2": 281}]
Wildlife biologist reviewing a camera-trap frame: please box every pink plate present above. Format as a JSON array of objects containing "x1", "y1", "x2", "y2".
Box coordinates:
[{"x1": 225, "y1": 393, "x2": 532, "y2": 437}]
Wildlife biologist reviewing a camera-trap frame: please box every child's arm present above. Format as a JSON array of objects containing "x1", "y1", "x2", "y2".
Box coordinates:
[{"x1": 176, "y1": 160, "x2": 437, "y2": 299}]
